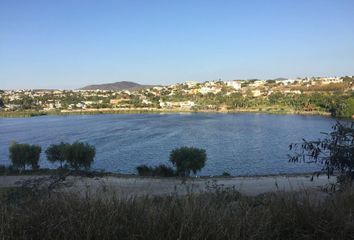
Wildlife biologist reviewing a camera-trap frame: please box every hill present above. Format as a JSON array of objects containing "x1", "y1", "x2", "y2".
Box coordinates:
[{"x1": 80, "y1": 81, "x2": 156, "y2": 91}]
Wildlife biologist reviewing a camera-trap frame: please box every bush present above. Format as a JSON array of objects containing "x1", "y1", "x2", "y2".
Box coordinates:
[
  {"x1": 169, "y1": 147, "x2": 206, "y2": 176},
  {"x1": 9, "y1": 142, "x2": 41, "y2": 170},
  {"x1": 136, "y1": 164, "x2": 175, "y2": 177},
  {"x1": 154, "y1": 164, "x2": 175, "y2": 177},
  {"x1": 65, "y1": 142, "x2": 96, "y2": 170},
  {"x1": 289, "y1": 122, "x2": 354, "y2": 183},
  {"x1": 337, "y1": 98, "x2": 354, "y2": 118},
  {"x1": 0, "y1": 165, "x2": 6, "y2": 174},
  {"x1": 136, "y1": 164, "x2": 152, "y2": 176}
]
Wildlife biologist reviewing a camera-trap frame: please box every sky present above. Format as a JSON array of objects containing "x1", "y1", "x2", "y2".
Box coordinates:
[{"x1": 0, "y1": 0, "x2": 354, "y2": 89}]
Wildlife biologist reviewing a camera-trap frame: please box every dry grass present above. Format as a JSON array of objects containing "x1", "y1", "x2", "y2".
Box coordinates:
[{"x1": 0, "y1": 186, "x2": 354, "y2": 240}]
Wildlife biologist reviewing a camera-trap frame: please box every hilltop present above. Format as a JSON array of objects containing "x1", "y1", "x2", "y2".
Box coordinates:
[{"x1": 80, "y1": 81, "x2": 157, "y2": 91}]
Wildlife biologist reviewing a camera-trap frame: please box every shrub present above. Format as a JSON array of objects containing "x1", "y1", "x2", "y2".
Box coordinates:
[
  {"x1": 9, "y1": 142, "x2": 41, "y2": 170},
  {"x1": 169, "y1": 147, "x2": 206, "y2": 176},
  {"x1": 136, "y1": 164, "x2": 175, "y2": 177},
  {"x1": 0, "y1": 165, "x2": 6, "y2": 174},
  {"x1": 65, "y1": 142, "x2": 96, "y2": 170},
  {"x1": 153, "y1": 164, "x2": 175, "y2": 177},
  {"x1": 136, "y1": 165, "x2": 153, "y2": 176}
]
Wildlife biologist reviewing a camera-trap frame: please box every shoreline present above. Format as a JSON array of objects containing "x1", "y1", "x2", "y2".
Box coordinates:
[
  {"x1": 0, "y1": 170, "x2": 319, "y2": 179},
  {"x1": 0, "y1": 166, "x2": 322, "y2": 179},
  {"x1": 0, "y1": 108, "x2": 332, "y2": 118}
]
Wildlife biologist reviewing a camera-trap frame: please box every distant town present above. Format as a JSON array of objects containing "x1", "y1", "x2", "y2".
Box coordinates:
[{"x1": 1, "y1": 76, "x2": 354, "y2": 117}]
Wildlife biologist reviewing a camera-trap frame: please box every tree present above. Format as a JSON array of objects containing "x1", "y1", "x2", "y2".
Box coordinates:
[
  {"x1": 289, "y1": 122, "x2": 354, "y2": 182},
  {"x1": 336, "y1": 98, "x2": 354, "y2": 118},
  {"x1": 169, "y1": 147, "x2": 206, "y2": 176},
  {"x1": 9, "y1": 142, "x2": 41, "y2": 170},
  {"x1": 65, "y1": 142, "x2": 96, "y2": 170},
  {"x1": 0, "y1": 98, "x2": 4, "y2": 108},
  {"x1": 45, "y1": 142, "x2": 70, "y2": 168}
]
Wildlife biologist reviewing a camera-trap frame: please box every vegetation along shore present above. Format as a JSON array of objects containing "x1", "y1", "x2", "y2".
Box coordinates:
[{"x1": 1, "y1": 76, "x2": 354, "y2": 118}]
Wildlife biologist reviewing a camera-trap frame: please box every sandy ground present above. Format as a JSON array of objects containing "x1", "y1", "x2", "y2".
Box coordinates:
[{"x1": 0, "y1": 174, "x2": 336, "y2": 197}]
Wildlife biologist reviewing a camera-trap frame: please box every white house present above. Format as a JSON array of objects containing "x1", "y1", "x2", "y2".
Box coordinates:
[
  {"x1": 226, "y1": 81, "x2": 241, "y2": 90},
  {"x1": 142, "y1": 99, "x2": 153, "y2": 105},
  {"x1": 184, "y1": 81, "x2": 198, "y2": 88},
  {"x1": 76, "y1": 102, "x2": 86, "y2": 109},
  {"x1": 249, "y1": 80, "x2": 266, "y2": 87},
  {"x1": 199, "y1": 87, "x2": 221, "y2": 95},
  {"x1": 320, "y1": 77, "x2": 343, "y2": 85}
]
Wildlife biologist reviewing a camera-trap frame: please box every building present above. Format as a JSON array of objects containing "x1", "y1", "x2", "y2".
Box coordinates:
[
  {"x1": 199, "y1": 87, "x2": 221, "y2": 95},
  {"x1": 249, "y1": 80, "x2": 266, "y2": 87},
  {"x1": 76, "y1": 102, "x2": 86, "y2": 109},
  {"x1": 184, "y1": 81, "x2": 198, "y2": 88},
  {"x1": 159, "y1": 100, "x2": 195, "y2": 110},
  {"x1": 275, "y1": 79, "x2": 296, "y2": 85},
  {"x1": 320, "y1": 77, "x2": 343, "y2": 85},
  {"x1": 142, "y1": 99, "x2": 153, "y2": 105},
  {"x1": 226, "y1": 81, "x2": 241, "y2": 90}
]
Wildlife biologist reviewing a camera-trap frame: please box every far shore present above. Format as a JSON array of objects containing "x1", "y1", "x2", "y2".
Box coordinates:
[{"x1": 0, "y1": 107, "x2": 332, "y2": 118}]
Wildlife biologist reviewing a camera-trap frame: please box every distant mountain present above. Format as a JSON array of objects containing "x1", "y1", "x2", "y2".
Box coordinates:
[{"x1": 80, "y1": 81, "x2": 157, "y2": 91}]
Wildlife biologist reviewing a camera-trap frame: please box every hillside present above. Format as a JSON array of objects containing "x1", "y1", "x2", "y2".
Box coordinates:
[{"x1": 80, "y1": 81, "x2": 156, "y2": 91}]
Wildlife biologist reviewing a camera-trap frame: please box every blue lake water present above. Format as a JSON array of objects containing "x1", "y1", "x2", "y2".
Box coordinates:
[{"x1": 0, "y1": 113, "x2": 337, "y2": 176}]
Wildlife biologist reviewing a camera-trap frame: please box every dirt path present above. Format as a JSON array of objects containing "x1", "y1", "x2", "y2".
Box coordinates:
[{"x1": 0, "y1": 174, "x2": 335, "y2": 197}]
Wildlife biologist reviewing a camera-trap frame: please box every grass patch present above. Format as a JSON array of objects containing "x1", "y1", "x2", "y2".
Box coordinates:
[
  {"x1": 0, "y1": 185, "x2": 354, "y2": 239},
  {"x1": 0, "y1": 111, "x2": 48, "y2": 118}
]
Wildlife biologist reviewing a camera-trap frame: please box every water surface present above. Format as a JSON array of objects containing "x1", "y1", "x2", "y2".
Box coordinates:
[{"x1": 0, "y1": 113, "x2": 336, "y2": 176}]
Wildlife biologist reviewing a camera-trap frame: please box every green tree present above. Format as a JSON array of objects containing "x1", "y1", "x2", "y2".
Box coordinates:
[
  {"x1": 9, "y1": 142, "x2": 41, "y2": 170},
  {"x1": 336, "y1": 97, "x2": 354, "y2": 118},
  {"x1": 0, "y1": 98, "x2": 4, "y2": 108},
  {"x1": 169, "y1": 147, "x2": 206, "y2": 176},
  {"x1": 66, "y1": 142, "x2": 96, "y2": 170},
  {"x1": 45, "y1": 142, "x2": 70, "y2": 168},
  {"x1": 289, "y1": 122, "x2": 354, "y2": 183}
]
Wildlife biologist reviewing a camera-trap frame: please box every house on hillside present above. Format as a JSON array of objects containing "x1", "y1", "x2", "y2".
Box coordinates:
[
  {"x1": 275, "y1": 79, "x2": 296, "y2": 85},
  {"x1": 184, "y1": 81, "x2": 198, "y2": 88},
  {"x1": 249, "y1": 80, "x2": 266, "y2": 87},
  {"x1": 320, "y1": 77, "x2": 343, "y2": 85},
  {"x1": 226, "y1": 81, "x2": 241, "y2": 90},
  {"x1": 199, "y1": 87, "x2": 221, "y2": 95},
  {"x1": 159, "y1": 100, "x2": 195, "y2": 110}
]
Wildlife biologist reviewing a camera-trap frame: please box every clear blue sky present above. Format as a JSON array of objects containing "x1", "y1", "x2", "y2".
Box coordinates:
[{"x1": 1, "y1": 0, "x2": 353, "y2": 89}]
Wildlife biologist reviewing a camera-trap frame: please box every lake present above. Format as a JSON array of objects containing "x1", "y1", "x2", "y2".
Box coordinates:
[{"x1": 0, "y1": 113, "x2": 337, "y2": 176}]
